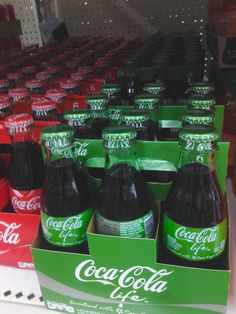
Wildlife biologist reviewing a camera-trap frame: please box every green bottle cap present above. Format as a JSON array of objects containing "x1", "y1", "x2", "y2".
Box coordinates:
[
  {"x1": 190, "y1": 82, "x2": 215, "y2": 95},
  {"x1": 102, "y1": 126, "x2": 137, "y2": 149},
  {"x1": 86, "y1": 94, "x2": 108, "y2": 110},
  {"x1": 179, "y1": 125, "x2": 218, "y2": 152},
  {"x1": 143, "y1": 82, "x2": 165, "y2": 95},
  {"x1": 64, "y1": 109, "x2": 91, "y2": 124},
  {"x1": 121, "y1": 109, "x2": 149, "y2": 128},
  {"x1": 182, "y1": 109, "x2": 214, "y2": 126},
  {"x1": 40, "y1": 124, "x2": 74, "y2": 150},
  {"x1": 100, "y1": 83, "x2": 120, "y2": 96},
  {"x1": 134, "y1": 93, "x2": 159, "y2": 110},
  {"x1": 188, "y1": 94, "x2": 216, "y2": 111}
]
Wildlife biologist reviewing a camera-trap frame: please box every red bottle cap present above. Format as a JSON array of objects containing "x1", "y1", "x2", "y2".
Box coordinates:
[
  {"x1": 4, "y1": 113, "x2": 33, "y2": 130},
  {"x1": 32, "y1": 99, "x2": 56, "y2": 111},
  {"x1": 0, "y1": 79, "x2": 9, "y2": 88},
  {"x1": 47, "y1": 65, "x2": 63, "y2": 75},
  {"x1": 8, "y1": 88, "x2": 29, "y2": 100},
  {"x1": 35, "y1": 71, "x2": 51, "y2": 81},
  {"x1": 25, "y1": 79, "x2": 44, "y2": 89},
  {"x1": 60, "y1": 79, "x2": 78, "y2": 90},
  {"x1": 7, "y1": 72, "x2": 23, "y2": 80},
  {"x1": 45, "y1": 88, "x2": 67, "y2": 101},
  {"x1": 0, "y1": 97, "x2": 10, "y2": 109},
  {"x1": 71, "y1": 72, "x2": 86, "y2": 81},
  {"x1": 22, "y1": 66, "x2": 37, "y2": 74}
]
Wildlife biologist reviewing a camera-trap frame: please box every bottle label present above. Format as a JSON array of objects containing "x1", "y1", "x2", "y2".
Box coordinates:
[
  {"x1": 41, "y1": 208, "x2": 94, "y2": 247},
  {"x1": 9, "y1": 187, "x2": 42, "y2": 214},
  {"x1": 163, "y1": 215, "x2": 227, "y2": 261},
  {"x1": 96, "y1": 211, "x2": 154, "y2": 238}
]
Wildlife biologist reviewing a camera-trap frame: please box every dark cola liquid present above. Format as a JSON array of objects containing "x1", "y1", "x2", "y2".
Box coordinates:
[
  {"x1": 147, "y1": 120, "x2": 160, "y2": 141},
  {"x1": 0, "y1": 156, "x2": 5, "y2": 179},
  {"x1": 98, "y1": 163, "x2": 152, "y2": 221},
  {"x1": 160, "y1": 162, "x2": 227, "y2": 269},
  {"x1": 72, "y1": 126, "x2": 94, "y2": 139},
  {"x1": 42, "y1": 158, "x2": 92, "y2": 253},
  {"x1": 9, "y1": 141, "x2": 45, "y2": 190},
  {"x1": 91, "y1": 118, "x2": 110, "y2": 139}
]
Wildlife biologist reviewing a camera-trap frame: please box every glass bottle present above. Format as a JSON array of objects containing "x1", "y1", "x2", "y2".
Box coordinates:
[
  {"x1": 189, "y1": 82, "x2": 215, "y2": 98},
  {"x1": 64, "y1": 109, "x2": 93, "y2": 139},
  {"x1": 86, "y1": 94, "x2": 110, "y2": 139},
  {"x1": 60, "y1": 79, "x2": 78, "y2": 95},
  {"x1": 134, "y1": 93, "x2": 159, "y2": 141},
  {"x1": 161, "y1": 125, "x2": 227, "y2": 269},
  {"x1": 40, "y1": 124, "x2": 94, "y2": 253},
  {"x1": 4, "y1": 113, "x2": 45, "y2": 214},
  {"x1": 96, "y1": 126, "x2": 155, "y2": 238}
]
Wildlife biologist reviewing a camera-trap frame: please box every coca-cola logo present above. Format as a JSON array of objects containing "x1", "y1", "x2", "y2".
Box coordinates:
[
  {"x1": 0, "y1": 221, "x2": 21, "y2": 253},
  {"x1": 10, "y1": 188, "x2": 42, "y2": 213},
  {"x1": 75, "y1": 260, "x2": 173, "y2": 305},
  {"x1": 75, "y1": 142, "x2": 88, "y2": 157}
]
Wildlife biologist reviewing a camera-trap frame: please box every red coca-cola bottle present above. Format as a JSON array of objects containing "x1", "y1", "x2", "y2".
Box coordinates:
[{"x1": 4, "y1": 114, "x2": 45, "y2": 214}]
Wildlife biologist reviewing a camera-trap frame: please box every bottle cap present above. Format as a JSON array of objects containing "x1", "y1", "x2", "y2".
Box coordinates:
[
  {"x1": 8, "y1": 88, "x2": 29, "y2": 100},
  {"x1": 179, "y1": 125, "x2": 218, "y2": 152},
  {"x1": 0, "y1": 98, "x2": 10, "y2": 109},
  {"x1": 134, "y1": 93, "x2": 159, "y2": 109},
  {"x1": 183, "y1": 109, "x2": 214, "y2": 126},
  {"x1": 7, "y1": 72, "x2": 23, "y2": 80},
  {"x1": 121, "y1": 109, "x2": 149, "y2": 127},
  {"x1": 40, "y1": 124, "x2": 74, "y2": 150},
  {"x1": 22, "y1": 66, "x2": 37, "y2": 74},
  {"x1": 188, "y1": 94, "x2": 216, "y2": 111},
  {"x1": 100, "y1": 83, "x2": 120, "y2": 96},
  {"x1": 190, "y1": 82, "x2": 214, "y2": 95},
  {"x1": 45, "y1": 89, "x2": 67, "y2": 101},
  {"x1": 143, "y1": 82, "x2": 165, "y2": 95},
  {"x1": 64, "y1": 108, "x2": 91, "y2": 125},
  {"x1": 0, "y1": 79, "x2": 9, "y2": 88},
  {"x1": 35, "y1": 71, "x2": 51, "y2": 81},
  {"x1": 60, "y1": 79, "x2": 78, "y2": 90},
  {"x1": 102, "y1": 126, "x2": 137, "y2": 148},
  {"x1": 32, "y1": 99, "x2": 56, "y2": 111},
  {"x1": 86, "y1": 94, "x2": 108, "y2": 110},
  {"x1": 25, "y1": 79, "x2": 44, "y2": 89},
  {"x1": 4, "y1": 113, "x2": 33, "y2": 133}
]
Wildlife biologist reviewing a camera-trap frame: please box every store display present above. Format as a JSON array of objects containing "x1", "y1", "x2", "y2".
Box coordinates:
[
  {"x1": 40, "y1": 124, "x2": 94, "y2": 253},
  {"x1": 4, "y1": 114, "x2": 45, "y2": 214},
  {"x1": 161, "y1": 125, "x2": 227, "y2": 269}
]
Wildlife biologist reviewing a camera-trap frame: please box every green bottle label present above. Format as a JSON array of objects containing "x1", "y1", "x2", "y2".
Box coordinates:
[
  {"x1": 96, "y1": 211, "x2": 154, "y2": 238},
  {"x1": 41, "y1": 208, "x2": 94, "y2": 247},
  {"x1": 163, "y1": 215, "x2": 227, "y2": 261}
]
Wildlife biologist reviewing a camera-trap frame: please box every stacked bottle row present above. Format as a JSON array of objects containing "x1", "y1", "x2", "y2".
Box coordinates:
[
  {"x1": 1, "y1": 90, "x2": 227, "y2": 270},
  {"x1": 120, "y1": 31, "x2": 205, "y2": 104},
  {"x1": 61, "y1": 80, "x2": 216, "y2": 141}
]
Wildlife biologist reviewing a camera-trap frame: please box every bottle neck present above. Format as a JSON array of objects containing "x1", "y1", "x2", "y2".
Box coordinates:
[
  {"x1": 179, "y1": 148, "x2": 215, "y2": 171},
  {"x1": 105, "y1": 144, "x2": 139, "y2": 170},
  {"x1": 10, "y1": 127, "x2": 36, "y2": 144}
]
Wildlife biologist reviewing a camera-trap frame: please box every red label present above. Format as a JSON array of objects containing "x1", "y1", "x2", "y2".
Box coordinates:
[
  {"x1": 9, "y1": 187, "x2": 42, "y2": 214},
  {"x1": 0, "y1": 213, "x2": 40, "y2": 269}
]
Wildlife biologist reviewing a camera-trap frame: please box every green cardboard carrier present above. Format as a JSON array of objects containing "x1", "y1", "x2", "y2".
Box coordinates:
[{"x1": 32, "y1": 134, "x2": 230, "y2": 314}]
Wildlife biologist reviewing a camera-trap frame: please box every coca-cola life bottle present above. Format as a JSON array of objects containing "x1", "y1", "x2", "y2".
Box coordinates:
[{"x1": 4, "y1": 114, "x2": 45, "y2": 214}]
